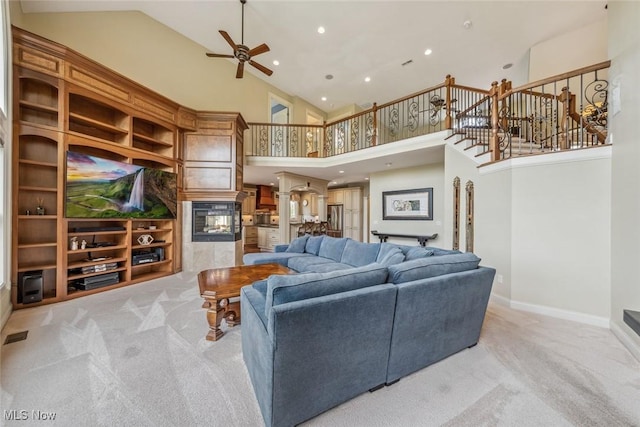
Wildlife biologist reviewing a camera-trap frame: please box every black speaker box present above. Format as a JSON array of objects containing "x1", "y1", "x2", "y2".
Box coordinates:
[{"x1": 21, "y1": 270, "x2": 43, "y2": 304}]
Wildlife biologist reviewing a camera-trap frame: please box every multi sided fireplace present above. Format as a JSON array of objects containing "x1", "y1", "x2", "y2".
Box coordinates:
[{"x1": 192, "y1": 202, "x2": 242, "y2": 242}]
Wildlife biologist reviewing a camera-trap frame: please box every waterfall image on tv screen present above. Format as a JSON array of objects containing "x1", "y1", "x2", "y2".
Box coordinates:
[{"x1": 65, "y1": 151, "x2": 177, "y2": 219}]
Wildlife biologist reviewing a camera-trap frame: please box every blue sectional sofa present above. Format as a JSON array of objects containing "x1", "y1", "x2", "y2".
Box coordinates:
[{"x1": 241, "y1": 235, "x2": 495, "y2": 427}]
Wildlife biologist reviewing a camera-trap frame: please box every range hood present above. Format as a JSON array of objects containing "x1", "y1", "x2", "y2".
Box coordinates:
[{"x1": 257, "y1": 185, "x2": 277, "y2": 209}]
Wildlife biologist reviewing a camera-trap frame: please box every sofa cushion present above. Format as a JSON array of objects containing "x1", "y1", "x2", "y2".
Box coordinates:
[
  {"x1": 341, "y1": 240, "x2": 381, "y2": 267},
  {"x1": 376, "y1": 243, "x2": 405, "y2": 266},
  {"x1": 286, "y1": 235, "x2": 310, "y2": 253},
  {"x1": 243, "y1": 252, "x2": 308, "y2": 267},
  {"x1": 307, "y1": 263, "x2": 354, "y2": 273},
  {"x1": 405, "y1": 247, "x2": 435, "y2": 261},
  {"x1": 318, "y1": 236, "x2": 349, "y2": 262},
  {"x1": 305, "y1": 235, "x2": 324, "y2": 255},
  {"x1": 288, "y1": 255, "x2": 334, "y2": 272},
  {"x1": 265, "y1": 264, "x2": 389, "y2": 315},
  {"x1": 388, "y1": 253, "x2": 481, "y2": 284},
  {"x1": 430, "y1": 247, "x2": 462, "y2": 256}
]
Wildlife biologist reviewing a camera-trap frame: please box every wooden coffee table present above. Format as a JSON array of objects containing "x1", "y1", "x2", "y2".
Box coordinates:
[{"x1": 197, "y1": 263, "x2": 293, "y2": 341}]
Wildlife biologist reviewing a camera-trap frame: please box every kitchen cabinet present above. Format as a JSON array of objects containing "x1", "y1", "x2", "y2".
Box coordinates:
[
  {"x1": 242, "y1": 189, "x2": 256, "y2": 214},
  {"x1": 243, "y1": 225, "x2": 258, "y2": 246},
  {"x1": 327, "y1": 189, "x2": 344, "y2": 205},
  {"x1": 310, "y1": 193, "x2": 318, "y2": 215},
  {"x1": 257, "y1": 227, "x2": 280, "y2": 251}
]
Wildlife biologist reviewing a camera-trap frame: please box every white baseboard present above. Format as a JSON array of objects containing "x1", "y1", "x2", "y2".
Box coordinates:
[
  {"x1": 610, "y1": 321, "x2": 640, "y2": 363},
  {"x1": 490, "y1": 292, "x2": 610, "y2": 328}
]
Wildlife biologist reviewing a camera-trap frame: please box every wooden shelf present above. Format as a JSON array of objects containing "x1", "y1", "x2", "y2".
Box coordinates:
[
  {"x1": 19, "y1": 99, "x2": 58, "y2": 114},
  {"x1": 133, "y1": 132, "x2": 173, "y2": 147},
  {"x1": 69, "y1": 112, "x2": 129, "y2": 135},
  {"x1": 18, "y1": 159, "x2": 58, "y2": 168},
  {"x1": 18, "y1": 186, "x2": 57, "y2": 193},
  {"x1": 130, "y1": 259, "x2": 172, "y2": 270},
  {"x1": 18, "y1": 214, "x2": 57, "y2": 220},
  {"x1": 67, "y1": 256, "x2": 128, "y2": 270},
  {"x1": 17, "y1": 263, "x2": 57, "y2": 272},
  {"x1": 17, "y1": 242, "x2": 58, "y2": 249},
  {"x1": 67, "y1": 266, "x2": 127, "y2": 281},
  {"x1": 68, "y1": 230, "x2": 128, "y2": 238},
  {"x1": 131, "y1": 242, "x2": 171, "y2": 250},
  {"x1": 67, "y1": 244, "x2": 128, "y2": 255}
]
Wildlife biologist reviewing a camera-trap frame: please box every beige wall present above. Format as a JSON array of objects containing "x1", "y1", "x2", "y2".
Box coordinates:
[
  {"x1": 369, "y1": 164, "x2": 444, "y2": 246},
  {"x1": 9, "y1": 7, "x2": 326, "y2": 123},
  {"x1": 609, "y1": 1, "x2": 640, "y2": 357}
]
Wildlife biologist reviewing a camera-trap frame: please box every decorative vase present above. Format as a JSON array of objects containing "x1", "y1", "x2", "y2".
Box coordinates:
[{"x1": 36, "y1": 206, "x2": 45, "y2": 215}]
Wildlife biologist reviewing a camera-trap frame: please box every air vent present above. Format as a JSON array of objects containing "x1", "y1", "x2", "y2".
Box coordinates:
[
  {"x1": 401, "y1": 59, "x2": 413, "y2": 67},
  {"x1": 4, "y1": 331, "x2": 28, "y2": 345}
]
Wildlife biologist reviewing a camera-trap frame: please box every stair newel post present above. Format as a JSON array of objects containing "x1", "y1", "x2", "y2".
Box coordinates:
[
  {"x1": 558, "y1": 86, "x2": 572, "y2": 150},
  {"x1": 322, "y1": 120, "x2": 327, "y2": 157},
  {"x1": 499, "y1": 78, "x2": 510, "y2": 132},
  {"x1": 489, "y1": 81, "x2": 500, "y2": 162},
  {"x1": 372, "y1": 102, "x2": 378, "y2": 146},
  {"x1": 445, "y1": 74, "x2": 455, "y2": 130}
]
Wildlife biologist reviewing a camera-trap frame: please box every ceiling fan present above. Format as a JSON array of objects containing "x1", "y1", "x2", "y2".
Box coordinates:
[{"x1": 205, "y1": 0, "x2": 273, "y2": 79}]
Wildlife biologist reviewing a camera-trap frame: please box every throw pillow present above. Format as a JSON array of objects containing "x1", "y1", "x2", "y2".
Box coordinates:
[
  {"x1": 286, "y1": 235, "x2": 310, "y2": 253},
  {"x1": 376, "y1": 243, "x2": 405, "y2": 266}
]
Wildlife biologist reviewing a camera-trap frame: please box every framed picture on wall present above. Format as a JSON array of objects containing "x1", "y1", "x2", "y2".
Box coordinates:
[{"x1": 382, "y1": 188, "x2": 433, "y2": 220}]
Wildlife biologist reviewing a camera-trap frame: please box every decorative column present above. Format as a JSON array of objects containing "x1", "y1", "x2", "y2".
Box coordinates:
[
  {"x1": 279, "y1": 191, "x2": 291, "y2": 243},
  {"x1": 465, "y1": 180, "x2": 474, "y2": 253},
  {"x1": 317, "y1": 195, "x2": 328, "y2": 221}
]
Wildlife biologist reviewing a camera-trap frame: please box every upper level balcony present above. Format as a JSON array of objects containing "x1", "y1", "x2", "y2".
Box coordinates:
[{"x1": 245, "y1": 61, "x2": 610, "y2": 171}]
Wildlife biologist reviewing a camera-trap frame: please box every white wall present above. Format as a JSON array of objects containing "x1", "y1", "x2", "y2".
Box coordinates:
[
  {"x1": 609, "y1": 1, "x2": 640, "y2": 356},
  {"x1": 509, "y1": 152, "x2": 611, "y2": 322},
  {"x1": 369, "y1": 164, "x2": 444, "y2": 247},
  {"x1": 529, "y1": 17, "x2": 608, "y2": 81}
]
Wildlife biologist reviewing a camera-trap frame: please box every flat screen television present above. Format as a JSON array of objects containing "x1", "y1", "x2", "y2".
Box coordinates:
[{"x1": 65, "y1": 151, "x2": 177, "y2": 219}]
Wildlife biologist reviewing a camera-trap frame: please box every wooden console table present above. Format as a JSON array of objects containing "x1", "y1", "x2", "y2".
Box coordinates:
[{"x1": 371, "y1": 230, "x2": 438, "y2": 247}]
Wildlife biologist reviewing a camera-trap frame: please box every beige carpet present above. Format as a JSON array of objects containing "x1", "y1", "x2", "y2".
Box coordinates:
[{"x1": 1, "y1": 272, "x2": 639, "y2": 426}]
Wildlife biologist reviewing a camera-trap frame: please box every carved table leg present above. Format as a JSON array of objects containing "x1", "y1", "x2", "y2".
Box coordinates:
[
  {"x1": 203, "y1": 292, "x2": 224, "y2": 341},
  {"x1": 225, "y1": 299, "x2": 242, "y2": 327}
]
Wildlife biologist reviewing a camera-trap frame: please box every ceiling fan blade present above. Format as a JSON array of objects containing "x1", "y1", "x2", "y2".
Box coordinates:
[
  {"x1": 219, "y1": 30, "x2": 238, "y2": 51},
  {"x1": 206, "y1": 52, "x2": 235, "y2": 58},
  {"x1": 248, "y1": 43, "x2": 270, "y2": 57},
  {"x1": 236, "y1": 61, "x2": 245, "y2": 79},
  {"x1": 249, "y1": 60, "x2": 273, "y2": 76}
]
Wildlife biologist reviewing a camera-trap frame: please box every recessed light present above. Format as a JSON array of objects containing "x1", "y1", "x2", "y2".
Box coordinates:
[
  {"x1": 269, "y1": 182, "x2": 274, "y2": 185},
  {"x1": 338, "y1": 170, "x2": 344, "y2": 174},
  {"x1": 463, "y1": 20, "x2": 472, "y2": 29},
  {"x1": 331, "y1": 181, "x2": 337, "y2": 184},
  {"x1": 424, "y1": 49, "x2": 432, "y2": 56},
  {"x1": 364, "y1": 76, "x2": 371, "y2": 83},
  {"x1": 364, "y1": 177, "x2": 369, "y2": 180},
  {"x1": 276, "y1": 176, "x2": 280, "y2": 180},
  {"x1": 321, "y1": 96, "x2": 327, "y2": 101},
  {"x1": 317, "y1": 26, "x2": 325, "y2": 34},
  {"x1": 273, "y1": 60, "x2": 280, "y2": 66}
]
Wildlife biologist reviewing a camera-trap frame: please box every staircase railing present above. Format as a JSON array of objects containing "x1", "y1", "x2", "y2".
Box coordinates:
[
  {"x1": 492, "y1": 61, "x2": 610, "y2": 161},
  {"x1": 246, "y1": 61, "x2": 611, "y2": 163}
]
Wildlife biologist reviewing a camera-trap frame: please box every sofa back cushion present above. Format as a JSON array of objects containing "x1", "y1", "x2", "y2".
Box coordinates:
[
  {"x1": 341, "y1": 240, "x2": 381, "y2": 267},
  {"x1": 265, "y1": 263, "x2": 389, "y2": 315},
  {"x1": 404, "y1": 247, "x2": 435, "y2": 260},
  {"x1": 305, "y1": 235, "x2": 324, "y2": 255},
  {"x1": 318, "y1": 236, "x2": 349, "y2": 262},
  {"x1": 286, "y1": 235, "x2": 310, "y2": 253},
  {"x1": 388, "y1": 252, "x2": 481, "y2": 284},
  {"x1": 376, "y1": 243, "x2": 405, "y2": 266}
]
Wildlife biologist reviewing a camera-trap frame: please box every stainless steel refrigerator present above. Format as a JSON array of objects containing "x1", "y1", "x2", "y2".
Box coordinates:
[{"x1": 327, "y1": 204, "x2": 343, "y2": 237}]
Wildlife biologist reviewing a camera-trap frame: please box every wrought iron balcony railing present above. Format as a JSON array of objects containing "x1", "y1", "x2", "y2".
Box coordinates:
[{"x1": 247, "y1": 62, "x2": 610, "y2": 163}]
